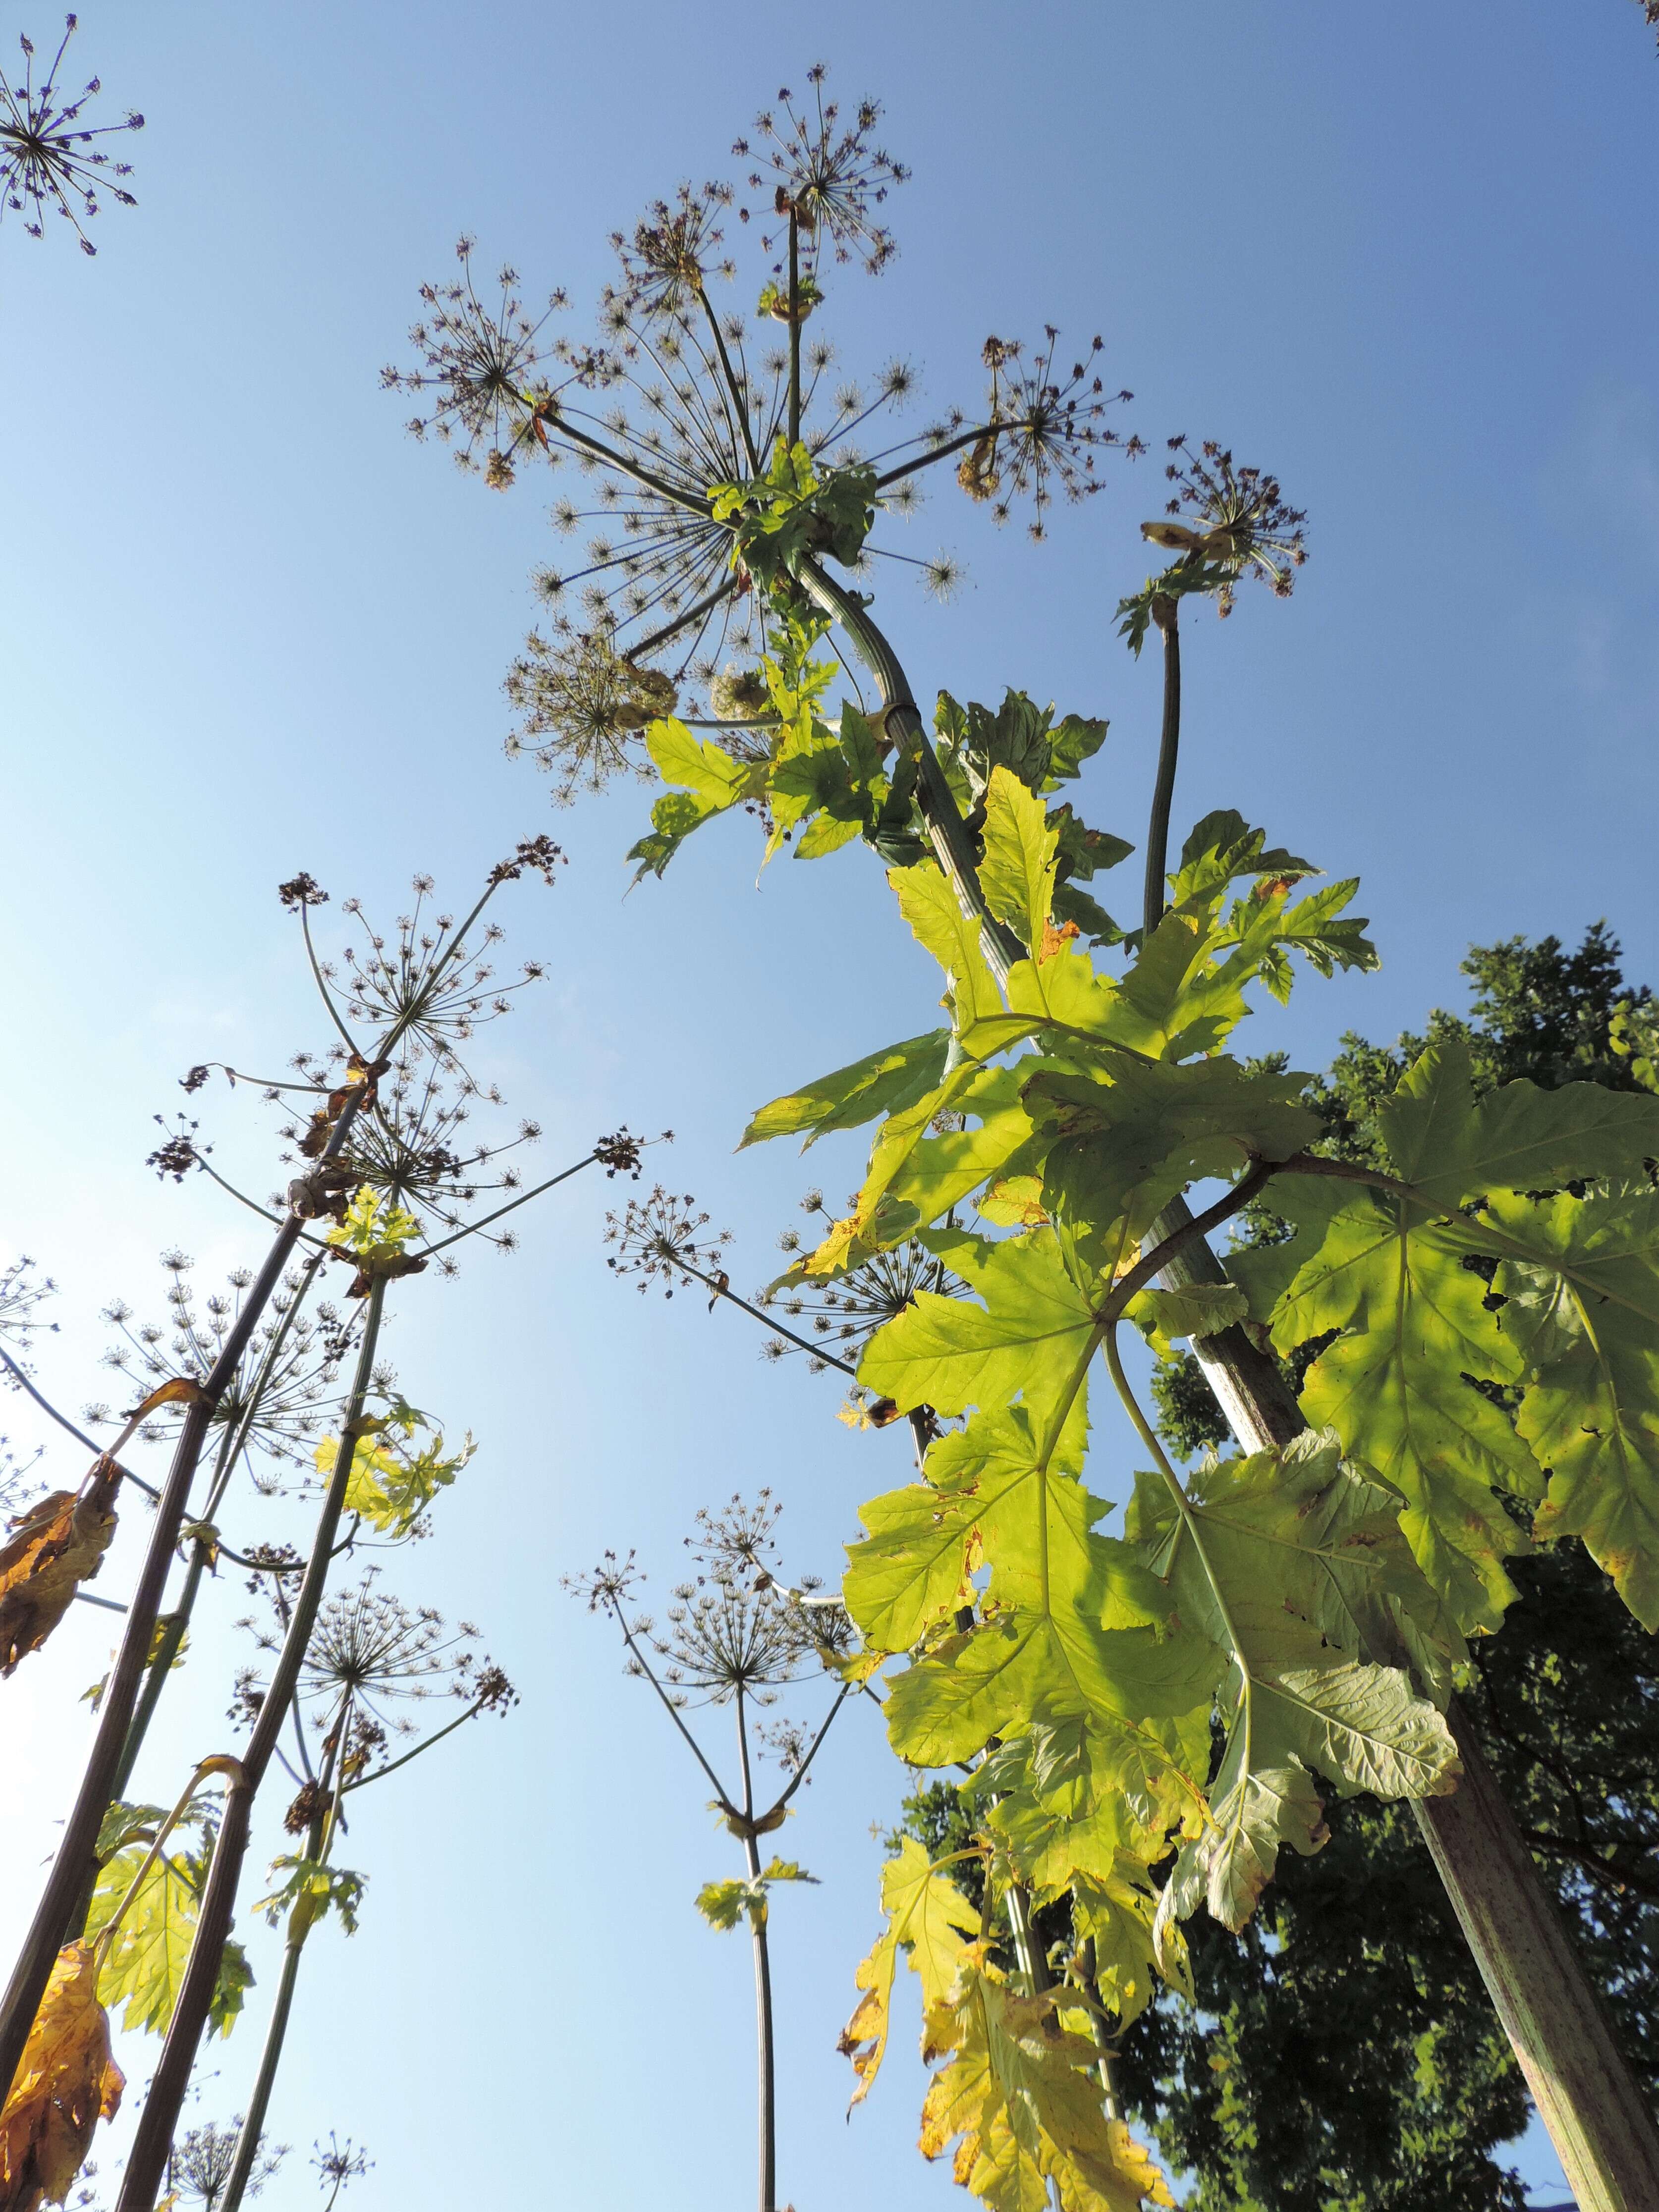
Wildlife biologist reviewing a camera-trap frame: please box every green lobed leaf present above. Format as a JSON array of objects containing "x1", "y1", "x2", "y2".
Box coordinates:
[
  {"x1": 979, "y1": 767, "x2": 1059, "y2": 955},
  {"x1": 1486, "y1": 1181, "x2": 1659, "y2": 1628},
  {"x1": 1272, "y1": 1189, "x2": 1537, "y2": 1631},
  {"x1": 858, "y1": 1227, "x2": 1098, "y2": 1437},
  {"x1": 1379, "y1": 1035, "x2": 1659, "y2": 1206},
  {"x1": 740, "y1": 1029, "x2": 950, "y2": 1151}
]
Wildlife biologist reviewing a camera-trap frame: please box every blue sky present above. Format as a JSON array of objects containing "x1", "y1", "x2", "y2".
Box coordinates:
[{"x1": 2, "y1": 2, "x2": 1656, "y2": 2204}]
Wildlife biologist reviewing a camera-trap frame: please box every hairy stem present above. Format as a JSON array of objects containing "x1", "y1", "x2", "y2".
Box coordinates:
[{"x1": 220, "y1": 1936, "x2": 303, "y2": 2212}]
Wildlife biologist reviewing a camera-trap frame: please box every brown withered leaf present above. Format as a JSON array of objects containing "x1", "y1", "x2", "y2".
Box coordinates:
[
  {"x1": 297, "y1": 1110, "x2": 334, "y2": 1160},
  {"x1": 342, "y1": 1253, "x2": 428, "y2": 1301},
  {"x1": 0, "y1": 1484, "x2": 119, "y2": 1679},
  {"x1": 128, "y1": 1378, "x2": 210, "y2": 1420},
  {"x1": 1037, "y1": 917, "x2": 1082, "y2": 963},
  {"x1": 0, "y1": 1942, "x2": 124, "y2": 2212}
]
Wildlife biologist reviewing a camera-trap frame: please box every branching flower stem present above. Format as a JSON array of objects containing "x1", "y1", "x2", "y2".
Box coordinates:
[
  {"x1": 592, "y1": 1582, "x2": 848, "y2": 2212},
  {"x1": 0, "y1": 1086, "x2": 380, "y2": 2112},
  {"x1": 107, "y1": 1249, "x2": 332, "y2": 1818},
  {"x1": 116, "y1": 1283, "x2": 389, "y2": 2212},
  {"x1": 733, "y1": 1685, "x2": 778, "y2": 2212},
  {"x1": 0, "y1": 1342, "x2": 159, "y2": 1499},
  {"x1": 668, "y1": 1251, "x2": 860, "y2": 1376},
  {"x1": 794, "y1": 554, "x2": 1024, "y2": 987}
]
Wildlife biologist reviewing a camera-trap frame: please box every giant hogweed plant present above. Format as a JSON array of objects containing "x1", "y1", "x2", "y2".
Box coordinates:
[
  {"x1": 393, "y1": 62, "x2": 1659, "y2": 2212},
  {"x1": 571, "y1": 1493, "x2": 862, "y2": 2212},
  {"x1": 0, "y1": 847, "x2": 639, "y2": 2212}
]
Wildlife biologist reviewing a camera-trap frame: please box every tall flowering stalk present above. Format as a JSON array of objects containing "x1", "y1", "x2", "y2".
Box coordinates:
[
  {"x1": 0, "y1": 841, "x2": 640, "y2": 2212},
  {"x1": 396, "y1": 57, "x2": 1659, "y2": 2212},
  {"x1": 570, "y1": 1496, "x2": 858, "y2": 2212}
]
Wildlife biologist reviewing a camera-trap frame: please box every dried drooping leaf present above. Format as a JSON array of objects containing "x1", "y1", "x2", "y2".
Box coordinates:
[
  {"x1": 0, "y1": 1487, "x2": 118, "y2": 1679},
  {"x1": 0, "y1": 1942, "x2": 124, "y2": 2212},
  {"x1": 127, "y1": 1378, "x2": 210, "y2": 1420}
]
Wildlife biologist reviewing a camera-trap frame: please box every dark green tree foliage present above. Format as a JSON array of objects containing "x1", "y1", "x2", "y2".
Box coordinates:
[{"x1": 1124, "y1": 925, "x2": 1659, "y2": 2207}]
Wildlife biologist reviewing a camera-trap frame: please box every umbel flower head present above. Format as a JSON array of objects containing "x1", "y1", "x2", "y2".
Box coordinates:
[
  {"x1": 760, "y1": 1190, "x2": 965, "y2": 1369},
  {"x1": 238, "y1": 1567, "x2": 513, "y2": 1770},
  {"x1": 0, "y1": 1254, "x2": 58, "y2": 1380},
  {"x1": 168, "y1": 2118, "x2": 286, "y2": 2210},
  {"x1": 0, "y1": 1433, "x2": 45, "y2": 1518},
  {"x1": 380, "y1": 236, "x2": 567, "y2": 484},
  {"x1": 734, "y1": 63, "x2": 909, "y2": 276},
  {"x1": 1144, "y1": 436, "x2": 1308, "y2": 614},
  {"x1": 569, "y1": 1492, "x2": 832, "y2": 1710},
  {"x1": 387, "y1": 61, "x2": 1139, "y2": 799},
  {"x1": 313, "y1": 2134, "x2": 372, "y2": 2207},
  {"x1": 604, "y1": 1186, "x2": 732, "y2": 1296},
  {"x1": 0, "y1": 15, "x2": 142, "y2": 254},
  {"x1": 92, "y1": 1255, "x2": 354, "y2": 1490},
  {"x1": 504, "y1": 630, "x2": 680, "y2": 806},
  {"x1": 653, "y1": 1492, "x2": 850, "y2": 1706}
]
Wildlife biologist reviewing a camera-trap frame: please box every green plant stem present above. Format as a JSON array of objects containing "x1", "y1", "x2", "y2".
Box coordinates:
[
  {"x1": 108, "y1": 1250, "x2": 330, "y2": 1819},
  {"x1": 1142, "y1": 596, "x2": 1180, "y2": 938},
  {"x1": 613, "y1": 1614, "x2": 739, "y2": 1812},
  {"x1": 1003, "y1": 1882, "x2": 1045, "y2": 1996},
  {"x1": 0, "y1": 1345, "x2": 157, "y2": 1494},
  {"x1": 535, "y1": 401, "x2": 714, "y2": 520},
  {"x1": 220, "y1": 1713, "x2": 344, "y2": 2212},
  {"x1": 669, "y1": 1253, "x2": 859, "y2": 1377},
  {"x1": 115, "y1": 1285, "x2": 388, "y2": 2212},
  {"x1": 787, "y1": 212, "x2": 801, "y2": 452},
  {"x1": 700, "y1": 288, "x2": 761, "y2": 477},
  {"x1": 220, "y1": 1934, "x2": 303, "y2": 2212},
  {"x1": 735, "y1": 1689, "x2": 777, "y2": 2212},
  {"x1": 795, "y1": 555, "x2": 1024, "y2": 987}
]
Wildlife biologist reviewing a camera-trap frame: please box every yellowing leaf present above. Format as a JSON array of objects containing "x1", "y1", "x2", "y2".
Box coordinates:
[
  {"x1": 695, "y1": 1859, "x2": 817, "y2": 1933},
  {"x1": 316, "y1": 1411, "x2": 473, "y2": 1537},
  {"x1": 889, "y1": 863, "x2": 1007, "y2": 1042},
  {"x1": 0, "y1": 1489, "x2": 118, "y2": 1680},
  {"x1": 128, "y1": 1377, "x2": 211, "y2": 1419},
  {"x1": 918, "y1": 1966, "x2": 1171, "y2": 2212},
  {"x1": 0, "y1": 1943, "x2": 123, "y2": 2212},
  {"x1": 839, "y1": 1840, "x2": 978, "y2": 2107},
  {"x1": 84, "y1": 1833, "x2": 252, "y2": 2042},
  {"x1": 859, "y1": 1228, "x2": 1098, "y2": 1439}
]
